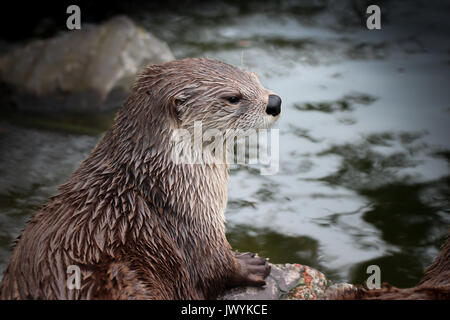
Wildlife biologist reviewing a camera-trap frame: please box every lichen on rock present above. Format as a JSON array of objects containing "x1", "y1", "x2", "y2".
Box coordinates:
[{"x1": 220, "y1": 263, "x2": 354, "y2": 300}]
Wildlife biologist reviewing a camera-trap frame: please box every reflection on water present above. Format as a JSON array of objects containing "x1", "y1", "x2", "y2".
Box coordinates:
[
  {"x1": 1, "y1": 1, "x2": 450, "y2": 287},
  {"x1": 294, "y1": 92, "x2": 377, "y2": 113},
  {"x1": 227, "y1": 225, "x2": 342, "y2": 281}
]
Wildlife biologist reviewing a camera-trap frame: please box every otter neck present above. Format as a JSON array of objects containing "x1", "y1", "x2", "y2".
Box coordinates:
[{"x1": 76, "y1": 104, "x2": 230, "y2": 241}]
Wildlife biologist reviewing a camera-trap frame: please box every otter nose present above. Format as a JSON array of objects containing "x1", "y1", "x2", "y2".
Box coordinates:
[{"x1": 266, "y1": 95, "x2": 281, "y2": 116}]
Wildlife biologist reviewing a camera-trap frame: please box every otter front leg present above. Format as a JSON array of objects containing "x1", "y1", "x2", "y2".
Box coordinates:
[{"x1": 227, "y1": 251, "x2": 271, "y2": 288}]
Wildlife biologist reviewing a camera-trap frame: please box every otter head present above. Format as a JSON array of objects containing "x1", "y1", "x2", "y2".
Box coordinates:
[{"x1": 134, "y1": 58, "x2": 281, "y2": 134}]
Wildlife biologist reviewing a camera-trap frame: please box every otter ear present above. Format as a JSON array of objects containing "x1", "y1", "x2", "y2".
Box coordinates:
[
  {"x1": 174, "y1": 97, "x2": 186, "y2": 107},
  {"x1": 173, "y1": 94, "x2": 190, "y2": 113},
  {"x1": 168, "y1": 95, "x2": 188, "y2": 128}
]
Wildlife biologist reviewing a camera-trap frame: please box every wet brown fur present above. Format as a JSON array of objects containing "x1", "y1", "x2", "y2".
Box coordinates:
[
  {"x1": 326, "y1": 235, "x2": 450, "y2": 300},
  {"x1": 0, "y1": 58, "x2": 274, "y2": 299}
]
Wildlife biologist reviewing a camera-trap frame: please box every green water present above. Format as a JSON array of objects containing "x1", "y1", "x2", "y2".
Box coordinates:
[{"x1": 1, "y1": 1, "x2": 449, "y2": 287}]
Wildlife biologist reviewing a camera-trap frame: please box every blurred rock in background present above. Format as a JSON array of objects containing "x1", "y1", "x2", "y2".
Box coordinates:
[{"x1": 0, "y1": 16, "x2": 174, "y2": 114}]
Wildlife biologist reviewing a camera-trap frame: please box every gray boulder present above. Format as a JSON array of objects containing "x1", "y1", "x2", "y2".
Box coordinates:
[
  {"x1": 220, "y1": 263, "x2": 355, "y2": 300},
  {"x1": 0, "y1": 16, "x2": 174, "y2": 113}
]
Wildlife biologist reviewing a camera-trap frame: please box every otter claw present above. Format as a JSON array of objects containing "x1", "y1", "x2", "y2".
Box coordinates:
[{"x1": 233, "y1": 251, "x2": 271, "y2": 287}]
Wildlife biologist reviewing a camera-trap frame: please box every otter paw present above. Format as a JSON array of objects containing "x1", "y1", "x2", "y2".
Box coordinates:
[{"x1": 233, "y1": 251, "x2": 271, "y2": 287}]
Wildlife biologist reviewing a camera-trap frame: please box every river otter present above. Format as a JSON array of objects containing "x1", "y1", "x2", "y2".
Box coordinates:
[{"x1": 0, "y1": 58, "x2": 281, "y2": 299}]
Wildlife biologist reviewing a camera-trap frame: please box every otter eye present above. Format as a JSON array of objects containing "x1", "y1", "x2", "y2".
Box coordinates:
[{"x1": 227, "y1": 96, "x2": 240, "y2": 104}]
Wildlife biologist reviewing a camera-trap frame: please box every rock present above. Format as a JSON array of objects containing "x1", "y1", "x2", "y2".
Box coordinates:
[
  {"x1": 0, "y1": 16, "x2": 174, "y2": 114},
  {"x1": 220, "y1": 263, "x2": 354, "y2": 300}
]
